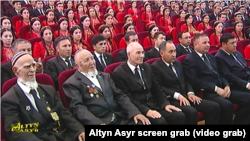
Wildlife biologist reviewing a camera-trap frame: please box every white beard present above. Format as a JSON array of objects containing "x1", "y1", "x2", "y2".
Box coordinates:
[
  {"x1": 87, "y1": 69, "x2": 98, "y2": 78},
  {"x1": 18, "y1": 78, "x2": 38, "y2": 89}
]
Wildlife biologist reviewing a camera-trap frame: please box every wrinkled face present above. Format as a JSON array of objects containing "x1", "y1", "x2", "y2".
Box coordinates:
[
  {"x1": 215, "y1": 23, "x2": 223, "y2": 33},
  {"x1": 72, "y1": 29, "x2": 82, "y2": 41},
  {"x1": 22, "y1": 9, "x2": 30, "y2": 19},
  {"x1": 32, "y1": 20, "x2": 41, "y2": 32},
  {"x1": 161, "y1": 42, "x2": 176, "y2": 63},
  {"x1": 2, "y1": 19, "x2": 11, "y2": 29},
  {"x1": 82, "y1": 17, "x2": 90, "y2": 27},
  {"x1": 93, "y1": 40, "x2": 106, "y2": 54},
  {"x1": 105, "y1": 15, "x2": 113, "y2": 25},
  {"x1": 57, "y1": 39, "x2": 72, "y2": 58},
  {"x1": 42, "y1": 29, "x2": 53, "y2": 41},
  {"x1": 194, "y1": 36, "x2": 210, "y2": 54},
  {"x1": 14, "y1": 42, "x2": 32, "y2": 55},
  {"x1": 101, "y1": 28, "x2": 111, "y2": 39},
  {"x1": 235, "y1": 22, "x2": 243, "y2": 32},
  {"x1": 47, "y1": 11, "x2": 55, "y2": 21},
  {"x1": 223, "y1": 38, "x2": 237, "y2": 54},
  {"x1": 78, "y1": 51, "x2": 96, "y2": 73},
  {"x1": 155, "y1": 34, "x2": 165, "y2": 47},
  {"x1": 1, "y1": 31, "x2": 13, "y2": 46},
  {"x1": 126, "y1": 17, "x2": 133, "y2": 24},
  {"x1": 150, "y1": 27, "x2": 159, "y2": 38},
  {"x1": 128, "y1": 45, "x2": 145, "y2": 66},
  {"x1": 14, "y1": 55, "x2": 36, "y2": 82},
  {"x1": 60, "y1": 21, "x2": 68, "y2": 30},
  {"x1": 68, "y1": 10, "x2": 74, "y2": 19},
  {"x1": 179, "y1": 32, "x2": 191, "y2": 46},
  {"x1": 203, "y1": 15, "x2": 209, "y2": 23}
]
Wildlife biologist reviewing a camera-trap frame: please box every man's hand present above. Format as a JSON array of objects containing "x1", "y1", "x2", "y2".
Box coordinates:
[
  {"x1": 216, "y1": 87, "x2": 226, "y2": 98},
  {"x1": 247, "y1": 84, "x2": 250, "y2": 90},
  {"x1": 78, "y1": 132, "x2": 85, "y2": 141},
  {"x1": 133, "y1": 114, "x2": 151, "y2": 125},
  {"x1": 224, "y1": 86, "x2": 231, "y2": 98},
  {"x1": 36, "y1": 57, "x2": 43, "y2": 73},
  {"x1": 99, "y1": 123, "x2": 106, "y2": 125},
  {"x1": 178, "y1": 95, "x2": 190, "y2": 106},
  {"x1": 165, "y1": 105, "x2": 182, "y2": 113},
  {"x1": 146, "y1": 110, "x2": 161, "y2": 119},
  {"x1": 188, "y1": 94, "x2": 202, "y2": 105}
]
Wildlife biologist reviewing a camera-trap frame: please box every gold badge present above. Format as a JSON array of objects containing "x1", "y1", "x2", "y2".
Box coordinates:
[
  {"x1": 47, "y1": 107, "x2": 51, "y2": 112},
  {"x1": 96, "y1": 94, "x2": 99, "y2": 98},
  {"x1": 50, "y1": 112, "x2": 59, "y2": 121}
]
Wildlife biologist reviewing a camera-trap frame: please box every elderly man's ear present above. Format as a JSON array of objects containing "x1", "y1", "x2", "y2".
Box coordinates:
[{"x1": 12, "y1": 67, "x2": 18, "y2": 75}]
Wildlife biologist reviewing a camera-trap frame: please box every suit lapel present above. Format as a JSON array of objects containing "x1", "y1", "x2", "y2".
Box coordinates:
[
  {"x1": 123, "y1": 62, "x2": 145, "y2": 87},
  {"x1": 160, "y1": 60, "x2": 178, "y2": 79},
  {"x1": 14, "y1": 85, "x2": 47, "y2": 125},
  {"x1": 193, "y1": 52, "x2": 210, "y2": 70},
  {"x1": 57, "y1": 56, "x2": 68, "y2": 70},
  {"x1": 139, "y1": 65, "x2": 148, "y2": 88},
  {"x1": 96, "y1": 73, "x2": 105, "y2": 94},
  {"x1": 93, "y1": 53, "x2": 103, "y2": 69}
]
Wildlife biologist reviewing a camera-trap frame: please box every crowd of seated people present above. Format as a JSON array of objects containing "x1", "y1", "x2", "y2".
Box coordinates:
[{"x1": 1, "y1": 0, "x2": 250, "y2": 140}]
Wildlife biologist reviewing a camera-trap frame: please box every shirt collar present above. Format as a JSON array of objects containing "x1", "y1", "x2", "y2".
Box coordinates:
[
  {"x1": 180, "y1": 43, "x2": 188, "y2": 48},
  {"x1": 154, "y1": 47, "x2": 159, "y2": 51},
  {"x1": 221, "y1": 49, "x2": 231, "y2": 55},
  {"x1": 195, "y1": 51, "x2": 204, "y2": 59},
  {"x1": 127, "y1": 61, "x2": 139, "y2": 73},
  {"x1": 162, "y1": 60, "x2": 171, "y2": 67},
  {"x1": 94, "y1": 51, "x2": 102, "y2": 58}
]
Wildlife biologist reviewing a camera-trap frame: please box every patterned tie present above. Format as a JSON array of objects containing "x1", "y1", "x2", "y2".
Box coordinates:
[
  {"x1": 65, "y1": 58, "x2": 73, "y2": 69},
  {"x1": 99, "y1": 55, "x2": 106, "y2": 67},
  {"x1": 169, "y1": 63, "x2": 178, "y2": 77},
  {"x1": 202, "y1": 54, "x2": 214, "y2": 71},
  {"x1": 134, "y1": 67, "x2": 146, "y2": 89},
  {"x1": 231, "y1": 53, "x2": 245, "y2": 68}
]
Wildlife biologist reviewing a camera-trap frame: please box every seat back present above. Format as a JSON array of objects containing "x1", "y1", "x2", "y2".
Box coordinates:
[
  {"x1": 137, "y1": 31, "x2": 148, "y2": 45},
  {"x1": 19, "y1": 25, "x2": 31, "y2": 39},
  {"x1": 208, "y1": 50, "x2": 218, "y2": 56},
  {"x1": 171, "y1": 14, "x2": 180, "y2": 27},
  {"x1": 204, "y1": 28, "x2": 214, "y2": 37},
  {"x1": 48, "y1": 24, "x2": 58, "y2": 33},
  {"x1": 115, "y1": 22, "x2": 125, "y2": 33},
  {"x1": 116, "y1": 12, "x2": 126, "y2": 22},
  {"x1": 113, "y1": 33, "x2": 124, "y2": 48},
  {"x1": 176, "y1": 21, "x2": 185, "y2": 34},
  {"x1": 38, "y1": 15, "x2": 46, "y2": 23},
  {"x1": 28, "y1": 37, "x2": 42, "y2": 55},
  {"x1": 58, "y1": 69, "x2": 77, "y2": 108},
  {"x1": 209, "y1": 45, "x2": 219, "y2": 52},
  {"x1": 193, "y1": 21, "x2": 202, "y2": 29},
  {"x1": 42, "y1": 55, "x2": 56, "y2": 65},
  {"x1": 111, "y1": 48, "x2": 123, "y2": 62},
  {"x1": 176, "y1": 54, "x2": 188, "y2": 62},
  {"x1": 145, "y1": 58, "x2": 160, "y2": 64},
  {"x1": 103, "y1": 62, "x2": 123, "y2": 77},
  {"x1": 224, "y1": 27, "x2": 234, "y2": 33},
  {"x1": 136, "y1": 20, "x2": 146, "y2": 32},
  {"x1": 11, "y1": 15, "x2": 21, "y2": 28},
  {"x1": 236, "y1": 39, "x2": 248, "y2": 57}
]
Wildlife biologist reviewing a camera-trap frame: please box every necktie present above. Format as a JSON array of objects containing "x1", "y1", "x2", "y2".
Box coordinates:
[
  {"x1": 134, "y1": 67, "x2": 146, "y2": 89},
  {"x1": 169, "y1": 63, "x2": 178, "y2": 77},
  {"x1": 99, "y1": 55, "x2": 106, "y2": 67},
  {"x1": 41, "y1": 9, "x2": 45, "y2": 15},
  {"x1": 202, "y1": 54, "x2": 214, "y2": 71},
  {"x1": 231, "y1": 53, "x2": 245, "y2": 68},
  {"x1": 30, "y1": 89, "x2": 51, "y2": 120},
  {"x1": 186, "y1": 47, "x2": 192, "y2": 53},
  {"x1": 65, "y1": 58, "x2": 73, "y2": 69}
]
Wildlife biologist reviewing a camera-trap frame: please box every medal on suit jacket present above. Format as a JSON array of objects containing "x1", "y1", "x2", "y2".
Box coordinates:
[{"x1": 87, "y1": 85, "x2": 99, "y2": 98}]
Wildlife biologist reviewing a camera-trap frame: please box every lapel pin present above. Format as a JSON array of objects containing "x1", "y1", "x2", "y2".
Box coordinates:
[{"x1": 26, "y1": 106, "x2": 31, "y2": 111}]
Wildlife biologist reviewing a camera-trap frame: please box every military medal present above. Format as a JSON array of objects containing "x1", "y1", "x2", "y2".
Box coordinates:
[
  {"x1": 47, "y1": 107, "x2": 51, "y2": 112},
  {"x1": 50, "y1": 112, "x2": 59, "y2": 121},
  {"x1": 96, "y1": 94, "x2": 99, "y2": 98},
  {"x1": 90, "y1": 93, "x2": 94, "y2": 97}
]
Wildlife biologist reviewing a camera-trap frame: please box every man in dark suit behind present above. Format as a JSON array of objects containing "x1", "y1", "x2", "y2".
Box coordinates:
[
  {"x1": 63, "y1": 49, "x2": 150, "y2": 125},
  {"x1": 182, "y1": 33, "x2": 250, "y2": 124},
  {"x1": 8, "y1": 1, "x2": 22, "y2": 18},
  {"x1": 112, "y1": 42, "x2": 186, "y2": 125},
  {"x1": 2, "y1": 52, "x2": 85, "y2": 141},
  {"x1": 1, "y1": 39, "x2": 43, "y2": 87},
  {"x1": 176, "y1": 31, "x2": 194, "y2": 58},
  {"x1": 92, "y1": 34, "x2": 113, "y2": 72},
  {"x1": 54, "y1": 2, "x2": 65, "y2": 20},
  {"x1": 45, "y1": 36, "x2": 74, "y2": 90},
  {"x1": 32, "y1": 1, "x2": 46, "y2": 17},
  {"x1": 146, "y1": 31, "x2": 165, "y2": 59},
  {"x1": 215, "y1": 33, "x2": 250, "y2": 92},
  {"x1": 151, "y1": 40, "x2": 220, "y2": 124}
]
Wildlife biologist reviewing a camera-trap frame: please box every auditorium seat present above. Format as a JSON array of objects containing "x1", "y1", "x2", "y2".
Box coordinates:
[
  {"x1": 204, "y1": 28, "x2": 214, "y2": 38},
  {"x1": 11, "y1": 15, "x2": 22, "y2": 28},
  {"x1": 145, "y1": 57, "x2": 159, "y2": 64},
  {"x1": 236, "y1": 39, "x2": 248, "y2": 58},
  {"x1": 137, "y1": 31, "x2": 148, "y2": 45},
  {"x1": 193, "y1": 21, "x2": 202, "y2": 29},
  {"x1": 136, "y1": 20, "x2": 146, "y2": 32},
  {"x1": 115, "y1": 22, "x2": 125, "y2": 33},
  {"x1": 111, "y1": 48, "x2": 123, "y2": 62},
  {"x1": 224, "y1": 27, "x2": 234, "y2": 33},
  {"x1": 113, "y1": 33, "x2": 124, "y2": 48},
  {"x1": 103, "y1": 62, "x2": 123, "y2": 78},
  {"x1": 19, "y1": 25, "x2": 31, "y2": 39}
]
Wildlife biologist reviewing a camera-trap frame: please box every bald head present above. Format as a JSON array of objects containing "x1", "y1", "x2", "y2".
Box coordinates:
[
  {"x1": 74, "y1": 49, "x2": 96, "y2": 73},
  {"x1": 127, "y1": 42, "x2": 144, "y2": 66}
]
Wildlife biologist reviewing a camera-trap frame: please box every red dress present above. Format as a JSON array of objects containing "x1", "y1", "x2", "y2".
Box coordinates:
[
  {"x1": 108, "y1": 26, "x2": 117, "y2": 38},
  {"x1": 33, "y1": 41, "x2": 55, "y2": 60},
  {"x1": 197, "y1": 23, "x2": 212, "y2": 32},
  {"x1": 180, "y1": 24, "x2": 197, "y2": 37},
  {"x1": 90, "y1": 18, "x2": 101, "y2": 31},
  {"x1": 41, "y1": 21, "x2": 57, "y2": 27},
  {"x1": 127, "y1": 8, "x2": 138, "y2": 22},
  {"x1": 82, "y1": 27, "x2": 95, "y2": 41},
  {"x1": 141, "y1": 12, "x2": 154, "y2": 25},
  {"x1": 143, "y1": 36, "x2": 155, "y2": 48},
  {"x1": 68, "y1": 19, "x2": 78, "y2": 29},
  {"x1": 231, "y1": 31, "x2": 246, "y2": 41},
  {"x1": 119, "y1": 37, "x2": 126, "y2": 49},
  {"x1": 1, "y1": 46, "x2": 14, "y2": 62},
  {"x1": 244, "y1": 45, "x2": 250, "y2": 59},
  {"x1": 15, "y1": 20, "x2": 30, "y2": 33},
  {"x1": 25, "y1": 31, "x2": 40, "y2": 40},
  {"x1": 105, "y1": 39, "x2": 117, "y2": 54},
  {"x1": 210, "y1": 33, "x2": 222, "y2": 47},
  {"x1": 72, "y1": 41, "x2": 89, "y2": 55},
  {"x1": 53, "y1": 30, "x2": 70, "y2": 38},
  {"x1": 159, "y1": 16, "x2": 178, "y2": 44}
]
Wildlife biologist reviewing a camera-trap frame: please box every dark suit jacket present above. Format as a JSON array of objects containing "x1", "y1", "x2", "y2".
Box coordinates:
[
  {"x1": 8, "y1": 10, "x2": 18, "y2": 18},
  {"x1": 63, "y1": 71, "x2": 141, "y2": 125},
  {"x1": 55, "y1": 11, "x2": 65, "y2": 20},
  {"x1": 215, "y1": 50, "x2": 250, "y2": 90},
  {"x1": 1, "y1": 84, "x2": 84, "y2": 141},
  {"x1": 209, "y1": 13, "x2": 217, "y2": 21},
  {"x1": 93, "y1": 53, "x2": 113, "y2": 72},
  {"x1": 32, "y1": 9, "x2": 46, "y2": 17},
  {"x1": 176, "y1": 44, "x2": 194, "y2": 57},
  {"x1": 146, "y1": 47, "x2": 160, "y2": 59},
  {"x1": 193, "y1": 16, "x2": 202, "y2": 22},
  {"x1": 45, "y1": 56, "x2": 74, "y2": 89},
  {"x1": 1, "y1": 61, "x2": 15, "y2": 87},
  {"x1": 116, "y1": 48, "x2": 149, "y2": 62},
  {"x1": 182, "y1": 52, "x2": 229, "y2": 97},
  {"x1": 112, "y1": 62, "x2": 170, "y2": 115},
  {"x1": 151, "y1": 59, "x2": 194, "y2": 98}
]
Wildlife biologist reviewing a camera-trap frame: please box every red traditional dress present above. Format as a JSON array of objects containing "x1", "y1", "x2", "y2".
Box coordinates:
[
  {"x1": 25, "y1": 31, "x2": 40, "y2": 40},
  {"x1": 15, "y1": 20, "x2": 30, "y2": 33},
  {"x1": 232, "y1": 31, "x2": 246, "y2": 41},
  {"x1": 33, "y1": 41, "x2": 55, "y2": 60},
  {"x1": 53, "y1": 30, "x2": 70, "y2": 38},
  {"x1": 72, "y1": 41, "x2": 89, "y2": 55},
  {"x1": 197, "y1": 23, "x2": 212, "y2": 32},
  {"x1": 41, "y1": 20, "x2": 57, "y2": 27},
  {"x1": 1, "y1": 46, "x2": 14, "y2": 62},
  {"x1": 180, "y1": 24, "x2": 197, "y2": 37},
  {"x1": 210, "y1": 33, "x2": 222, "y2": 47}
]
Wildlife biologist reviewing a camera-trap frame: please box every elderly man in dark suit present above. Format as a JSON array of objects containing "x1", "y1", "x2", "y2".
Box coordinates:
[
  {"x1": 151, "y1": 40, "x2": 220, "y2": 124},
  {"x1": 182, "y1": 33, "x2": 250, "y2": 124},
  {"x1": 1, "y1": 39, "x2": 43, "y2": 87},
  {"x1": 112, "y1": 42, "x2": 186, "y2": 125},
  {"x1": 63, "y1": 49, "x2": 150, "y2": 125},
  {"x1": 1, "y1": 52, "x2": 85, "y2": 141},
  {"x1": 146, "y1": 31, "x2": 165, "y2": 59},
  {"x1": 215, "y1": 33, "x2": 250, "y2": 92},
  {"x1": 45, "y1": 36, "x2": 74, "y2": 90},
  {"x1": 92, "y1": 34, "x2": 113, "y2": 72},
  {"x1": 176, "y1": 31, "x2": 194, "y2": 57}
]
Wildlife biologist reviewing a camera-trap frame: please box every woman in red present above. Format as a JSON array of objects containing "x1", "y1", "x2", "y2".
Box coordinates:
[
  {"x1": 232, "y1": 21, "x2": 246, "y2": 41},
  {"x1": 175, "y1": 10, "x2": 186, "y2": 24},
  {"x1": 33, "y1": 26, "x2": 56, "y2": 60},
  {"x1": 66, "y1": 8, "x2": 78, "y2": 29},
  {"x1": 79, "y1": 15, "x2": 96, "y2": 45},
  {"x1": 98, "y1": 25, "x2": 117, "y2": 54},
  {"x1": 53, "y1": 17, "x2": 70, "y2": 38},
  {"x1": 141, "y1": 3, "x2": 154, "y2": 25},
  {"x1": 105, "y1": 7, "x2": 118, "y2": 25},
  {"x1": 143, "y1": 24, "x2": 159, "y2": 47},
  {"x1": 112, "y1": 0, "x2": 125, "y2": 14},
  {"x1": 15, "y1": 7, "x2": 30, "y2": 34},
  {"x1": 210, "y1": 21, "x2": 224, "y2": 47},
  {"x1": 65, "y1": 0, "x2": 74, "y2": 10},
  {"x1": 41, "y1": 9, "x2": 57, "y2": 27},
  {"x1": 197, "y1": 14, "x2": 212, "y2": 32},
  {"x1": 93, "y1": 2, "x2": 103, "y2": 19},
  {"x1": 127, "y1": 1, "x2": 138, "y2": 23},
  {"x1": 244, "y1": 40, "x2": 250, "y2": 59},
  {"x1": 181, "y1": 13, "x2": 200, "y2": 38},
  {"x1": 1, "y1": 28, "x2": 14, "y2": 62},
  {"x1": 88, "y1": 7, "x2": 102, "y2": 31},
  {"x1": 74, "y1": 3, "x2": 88, "y2": 22},
  {"x1": 25, "y1": 17, "x2": 41, "y2": 40},
  {"x1": 156, "y1": 4, "x2": 165, "y2": 17},
  {"x1": 119, "y1": 23, "x2": 136, "y2": 49},
  {"x1": 70, "y1": 25, "x2": 89, "y2": 54},
  {"x1": 1, "y1": 16, "x2": 18, "y2": 39},
  {"x1": 104, "y1": 13, "x2": 117, "y2": 38}
]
